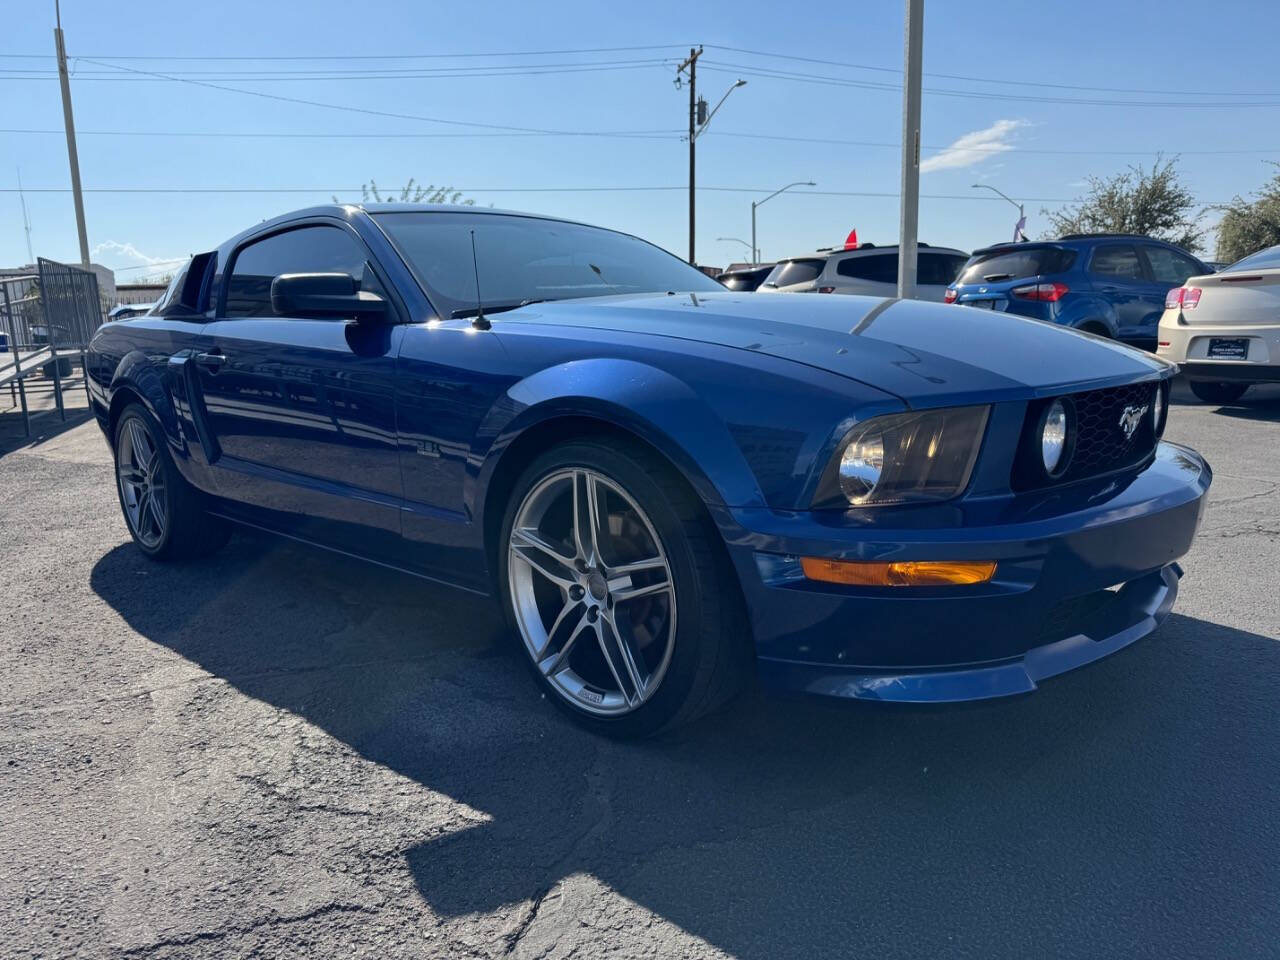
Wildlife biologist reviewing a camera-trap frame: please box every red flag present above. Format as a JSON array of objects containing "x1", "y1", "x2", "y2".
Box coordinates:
[{"x1": 843, "y1": 229, "x2": 859, "y2": 250}]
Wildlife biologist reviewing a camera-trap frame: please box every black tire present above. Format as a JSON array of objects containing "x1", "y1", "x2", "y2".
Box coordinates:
[
  {"x1": 113, "y1": 403, "x2": 231, "y2": 561},
  {"x1": 1077, "y1": 322, "x2": 1110, "y2": 338},
  {"x1": 1189, "y1": 381, "x2": 1249, "y2": 404},
  {"x1": 498, "y1": 437, "x2": 749, "y2": 737}
]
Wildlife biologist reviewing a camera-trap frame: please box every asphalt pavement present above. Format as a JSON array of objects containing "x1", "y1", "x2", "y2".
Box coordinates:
[{"x1": 1, "y1": 380, "x2": 1277, "y2": 959}]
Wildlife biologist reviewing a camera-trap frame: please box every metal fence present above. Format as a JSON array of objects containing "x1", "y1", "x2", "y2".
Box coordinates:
[
  {"x1": 37, "y1": 257, "x2": 103, "y2": 350},
  {"x1": 1, "y1": 259, "x2": 104, "y2": 437}
]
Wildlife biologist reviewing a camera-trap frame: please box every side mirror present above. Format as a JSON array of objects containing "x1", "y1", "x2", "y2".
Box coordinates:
[{"x1": 270, "y1": 272, "x2": 388, "y2": 322}]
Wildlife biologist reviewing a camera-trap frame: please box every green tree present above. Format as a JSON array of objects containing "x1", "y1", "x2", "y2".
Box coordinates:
[
  {"x1": 333, "y1": 179, "x2": 476, "y2": 206},
  {"x1": 1214, "y1": 166, "x2": 1280, "y2": 264},
  {"x1": 1042, "y1": 156, "x2": 1202, "y2": 252}
]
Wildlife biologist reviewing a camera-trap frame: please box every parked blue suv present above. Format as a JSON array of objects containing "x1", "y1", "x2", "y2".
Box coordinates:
[{"x1": 945, "y1": 234, "x2": 1210, "y2": 349}]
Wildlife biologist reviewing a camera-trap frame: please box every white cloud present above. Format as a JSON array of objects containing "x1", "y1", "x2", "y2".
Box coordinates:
[
  {"x1": 921, "y1": 119, "x2": 1025, "y2": 174},
  {"x1": 91, "y1": 240, "x2": 182, "y2": 267}
]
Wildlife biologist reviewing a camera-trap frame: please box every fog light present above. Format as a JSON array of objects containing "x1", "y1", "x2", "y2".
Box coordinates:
[
  {"x1": 1041, "y1": 399, "x2": 1069, "y2": 476},
  {"x1": 800, "y1": 558, "x2": 997, "y2": 587}
]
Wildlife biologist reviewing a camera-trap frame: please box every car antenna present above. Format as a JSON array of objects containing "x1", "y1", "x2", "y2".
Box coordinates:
[{"x1": 469, "y1": 229, "x2": 490, "y2": 331}]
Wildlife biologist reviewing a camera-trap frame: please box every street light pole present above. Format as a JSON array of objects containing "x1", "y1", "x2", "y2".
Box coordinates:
[
  {"x1": 972, "y1": 183, "x2": 1026, "y2": 239},
  {"x1": 751, "y1": 181, "x2": 816, "y2": 267},
  {"x1": 54, "y1": 0, "x2": 90, "y2": 268},
  {"x1": 897, "y1": 0, "x2": 924, "y2": 299}
]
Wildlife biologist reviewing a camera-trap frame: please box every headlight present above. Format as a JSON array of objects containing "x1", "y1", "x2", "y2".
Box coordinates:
[
  {"x1": 1152, "y1": 383, "x2": 1167, "y2": 436},
  {"x1": 1041, "y1": 399, "x2": 1069, "y2": 476},
  {"x1": 815, "y1": 406, "x2": 990, "y2": 507}
]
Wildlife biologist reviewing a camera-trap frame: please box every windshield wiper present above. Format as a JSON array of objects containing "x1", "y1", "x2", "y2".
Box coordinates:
[{"x1": 450, "y1": 298, "x2": 551, "y2": 320}]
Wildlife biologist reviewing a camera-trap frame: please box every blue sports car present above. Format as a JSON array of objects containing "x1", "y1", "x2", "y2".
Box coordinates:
[{"x1": 86, "y1": 205, "x2": 1211, "y2": 736}]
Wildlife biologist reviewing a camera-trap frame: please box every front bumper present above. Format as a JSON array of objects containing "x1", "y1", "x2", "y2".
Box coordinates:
[{"x1": 716, "y1": 442, "x2": 1211, "y2": 703}]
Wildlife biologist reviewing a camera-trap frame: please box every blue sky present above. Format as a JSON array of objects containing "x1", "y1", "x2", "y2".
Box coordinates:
[{"x1": 3, "y1": 0, "x2": 1278, "y2": 280}]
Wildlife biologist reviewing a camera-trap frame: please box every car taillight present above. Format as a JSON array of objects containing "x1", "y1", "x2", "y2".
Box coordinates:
[
  {"x1": 818, "y1": 286, "x2": 835, "y2": 294},
  {"x1": 943, "y1": 288, "x2": 958, "y2": 303},
  {"x1": 1011, "y1": 281, "x2": 1069, "y2": 302},
  {"x1": 1165, "y1": 288, "x2": 1184, "y2": 309},
  {"x1": 1166, "y1": 286, "x2": 1202, "y2": 309}
]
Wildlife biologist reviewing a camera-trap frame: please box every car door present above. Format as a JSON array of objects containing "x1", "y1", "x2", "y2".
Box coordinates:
[
  {"x1": 1141, "y1": 244, "x2": 1205, "y2": 336},
  {"x1": 196, "y1": 221, "x2": 406, "y2": 558},
  {"x1": 1087, "y1": 244, "x2": 1150, "y2": 340}
]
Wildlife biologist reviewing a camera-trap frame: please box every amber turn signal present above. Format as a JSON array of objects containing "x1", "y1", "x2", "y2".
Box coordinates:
[{"x1": 799, "y1": 558, "x2": 997, "y2": 587}]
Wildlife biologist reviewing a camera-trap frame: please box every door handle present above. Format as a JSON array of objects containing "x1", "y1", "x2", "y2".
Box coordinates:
[{"x1": 194, "y1": 350, "x2": 225, "y2": 372}]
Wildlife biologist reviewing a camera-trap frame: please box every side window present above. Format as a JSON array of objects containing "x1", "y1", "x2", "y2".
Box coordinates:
[
  {"x1": 836, "y1": 253, "x2": 897, "y2": 283},
  {"x1": 1145, "y1": 246, "x2": 1201, "y2": 285},
  {"x1": 224, "y1": 225, "x2": 371, "y2": 318},
  {"x1": 154, "y1": 251, "x2": 215, "y2": 318},
  {"x1": 1089, "y1": 245, "x2": 1145, "y2": 281}
]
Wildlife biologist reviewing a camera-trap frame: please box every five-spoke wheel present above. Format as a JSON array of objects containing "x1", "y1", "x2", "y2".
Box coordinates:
[
  {"x1": 508, "y1": 467, "x2": 677, "y2": 716},
  {"x1": 500, "y1": 438, "x2": 746, "y2": 736},
  {"x1": 116, "y1": 415, "x2": 168, "y2": 549}
]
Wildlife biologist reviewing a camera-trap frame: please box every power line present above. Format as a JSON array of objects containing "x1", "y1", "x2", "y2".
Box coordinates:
[
  {"x1": 0, "y1": 127, "x2": 680, "y2": 140},
  {"x1": 0, "y1": 185, "x2": 1235, "y2": 203},
  {"x1": 699, "y1": 61, "x2": 1280, "y2": 108},
  {"x1": 1, "y1": 59, "x2": 677, "y2": 82},
  {"x1": 703, "y1": 43, "x2": 1280, "y2": 99},
  {"x1": 7, "y1": 127, "x2": 1273, "y2": 158},
  {"x1": 69, "y1": 57, "x2": 680, "y2": 136},
  {"x1": 0, "y1": 44, "x2": 685, "y2": 61}
]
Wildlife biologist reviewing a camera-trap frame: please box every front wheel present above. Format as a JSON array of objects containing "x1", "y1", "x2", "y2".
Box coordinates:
[
  {"x1": 1189, "y1": 381, "x2": 1249, "y2": 404},
  {"x1": 499, "y1": 438, "x2": 747, "y2": 737},
  {"x1": 113, "y1": 404, "x2": 231, "y2": 560}
]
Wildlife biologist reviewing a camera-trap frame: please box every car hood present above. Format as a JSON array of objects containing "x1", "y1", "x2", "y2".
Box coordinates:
[{"x1": 504, "y1": 291, "x2": 1171, "y2": 405}]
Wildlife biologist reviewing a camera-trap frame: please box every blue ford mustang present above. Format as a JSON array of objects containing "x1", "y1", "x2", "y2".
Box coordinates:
[{"x1": 87, "y1": 204, "x2": 1211, "y2": 736}]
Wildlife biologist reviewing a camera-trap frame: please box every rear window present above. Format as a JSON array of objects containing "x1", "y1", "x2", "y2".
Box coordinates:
[
  {"x1": 1224, "y1": 245, "x2": 1280, "y2": 272},
  {"x1": 763, "y1": 258, "x2": 825, "y2": 287},
  {"x1": 958, "y1": 247, "x2": 1076, "y2": 285},
  {"x1": 919, "y1": 252, "x2": 967, "y2": 286},
  {"x1": 719, "y1": 275, "x2": 754, "y2": 291}
]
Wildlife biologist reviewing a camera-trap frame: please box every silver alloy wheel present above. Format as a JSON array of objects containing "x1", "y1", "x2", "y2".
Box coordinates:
[
  {"x1": 508, "y1": 467, "x2": 677, "y2": 716},
  {"x1": 116, "y1": 417, "x2": 167, "y2": 549}
]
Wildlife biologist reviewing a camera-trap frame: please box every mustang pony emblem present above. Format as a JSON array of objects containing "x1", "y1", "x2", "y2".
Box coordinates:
[{"x1": 1119, "y1": 404, "x2": 1149, "y2": 441}]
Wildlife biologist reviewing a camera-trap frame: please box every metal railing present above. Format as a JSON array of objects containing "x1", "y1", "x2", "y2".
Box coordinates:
[{"x1": 1, "y1": 260, "x2": 104, "y2": 437}]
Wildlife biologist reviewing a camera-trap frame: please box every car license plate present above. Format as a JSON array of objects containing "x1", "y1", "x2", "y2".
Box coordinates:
[
  {"x1": 968, "y1": 299, "x2": 995, "y2": 310},
  {"x1": 1207, "y1": 338, "x2": 1249, "y2": 360}
]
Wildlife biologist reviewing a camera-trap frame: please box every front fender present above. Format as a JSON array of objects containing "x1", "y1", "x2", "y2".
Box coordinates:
[{"x1": 471, "y1": 358, "x2": 768, "y2": 520}]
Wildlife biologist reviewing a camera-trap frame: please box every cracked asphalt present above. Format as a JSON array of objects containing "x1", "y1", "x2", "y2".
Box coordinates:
[{"x1": 2, "y1": 381, "x2": 1278, "y2": 959}]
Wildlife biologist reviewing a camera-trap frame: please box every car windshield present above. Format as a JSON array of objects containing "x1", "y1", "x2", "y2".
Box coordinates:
[
  {"x1": 762, "y1": 258, "x2": 826, "y2": 287},
  {"x1": 1223, "y1": 244, "x2": 1280, "y2": 272},
  {"x1": 373, "y1": 211, "x2": 721, "y2": 317},
  {"x1": 957, "y1": 246, "x2": 1076, "y2": 284}
]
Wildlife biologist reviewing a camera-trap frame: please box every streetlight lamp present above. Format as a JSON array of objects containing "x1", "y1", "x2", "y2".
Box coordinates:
[
  {"x1": 972, "y1": 183, "x2": 1026, "y2": 241},
  {"x1": 716, "y1": 237, "x2": 753, "y2": 259},
  {"x1": 751, "y1": 181, "x2": 816, "y2": 266}
]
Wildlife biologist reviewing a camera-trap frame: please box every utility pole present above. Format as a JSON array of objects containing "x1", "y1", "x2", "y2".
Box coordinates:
[
  {"x1": 54, "y1": 0, "x2": 90, "y2": 268},
  {"x1": 896, "y1": 0, "x2": 924, "y2": 299},
  {"x1": 675, "y1": 46, "x2": 702, "y2": 265}
]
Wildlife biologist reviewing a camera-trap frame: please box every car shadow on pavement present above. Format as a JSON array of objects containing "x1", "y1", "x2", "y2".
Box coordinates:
[{"x1": 90, "y1": 533, "x2": 1280, "y2": 959}]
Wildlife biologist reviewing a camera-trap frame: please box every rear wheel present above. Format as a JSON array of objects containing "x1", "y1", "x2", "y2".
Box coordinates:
[
  {"x1": 499, "y1": 438, "x2": 747, "y2": 737},
  {"x1": 113, "y1": 403, "x2": 230, "y2": 560},
  {"x1": 1189, "y1": 381, "x2": 1249, "y2": 404}
]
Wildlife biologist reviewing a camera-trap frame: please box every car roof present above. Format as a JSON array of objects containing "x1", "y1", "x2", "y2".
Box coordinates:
[{"x1": 825, "y1": 244, "x2": 967, "y2": 258}]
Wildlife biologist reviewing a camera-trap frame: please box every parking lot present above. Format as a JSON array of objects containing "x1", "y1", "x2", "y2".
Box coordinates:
[{"x1": 1, "y1": 381, "x2": 1277, "y2": 959}]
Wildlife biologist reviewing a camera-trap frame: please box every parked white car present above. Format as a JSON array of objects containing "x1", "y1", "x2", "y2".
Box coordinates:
[
  {"x1": 1157, "y1": 244, "x2": 1280, "y2": 403},
  {"x1": 757, "y1": 245, "x2": 968, "y2": 301},
  {"x1": 756, "y1": 255, "x2": 830, "y2": 293}
]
